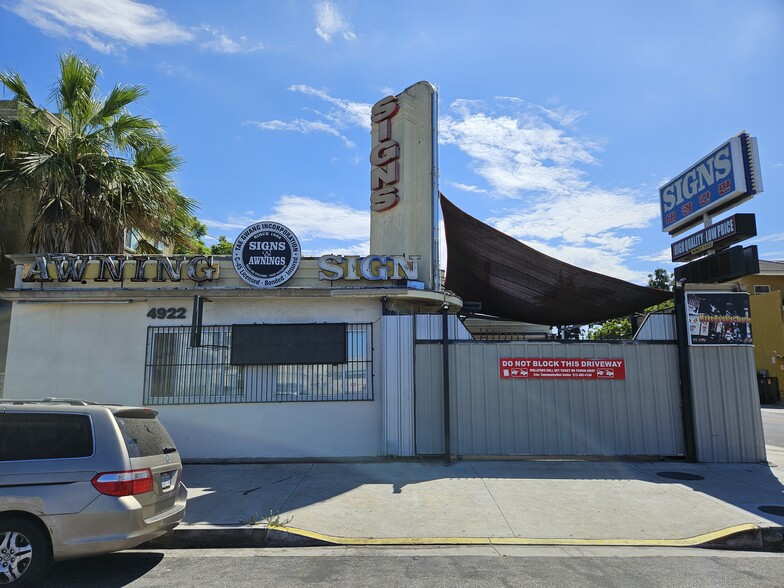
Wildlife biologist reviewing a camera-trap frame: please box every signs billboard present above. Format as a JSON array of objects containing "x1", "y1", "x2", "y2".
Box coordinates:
[
  {"x1": 499, "y1": 358, "x2": 626, "y2": 380},
  {"x1": 670, "y1": 213, "x2": 757, "y2": 262},
  {"x1": 686, "y1": 292, "x2": 752, "y2": 345},
  {"x1": 660, "y1": 133, "x2": 762, "y2": 235}
]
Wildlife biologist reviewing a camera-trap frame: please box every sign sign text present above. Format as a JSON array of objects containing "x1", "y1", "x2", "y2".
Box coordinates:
[
  {"x1": 499, "y1": 358, "x2": 626, "y2": 380},
  {"x1": 233, "y1": 222, "x2": 301, "y2": 288},
  {"x1": 670, "y1": 213, "x2": 757, "y2": 262},
  {"x1": 22, "y1": 255, "x2": 217, "y2": 283},
  {"x1": 660, "y1": 133, "x2": 762, "y2": 235},
  {"x1": 317, "y1": 254, "x2": 419, "y2": 281},
  {"x1": 370, "y1": 95, "x2": 401, "y2": 212}
]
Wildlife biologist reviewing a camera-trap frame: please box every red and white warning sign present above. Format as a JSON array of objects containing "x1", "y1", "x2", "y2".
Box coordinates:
[{"x1": 499, "y1": 358, "x2": 626, "y2": 380}]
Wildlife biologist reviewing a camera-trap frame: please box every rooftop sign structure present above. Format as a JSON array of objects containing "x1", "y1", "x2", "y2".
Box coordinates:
[
  {"x1": 369, "y1": 82, "x2": 439, "y2": 290},
  {"x1": 660, "y1": 133, "x2": 762, "y2": 235}
]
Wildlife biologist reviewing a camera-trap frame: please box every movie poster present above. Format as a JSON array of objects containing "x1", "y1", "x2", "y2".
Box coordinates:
[{"x1": 686, "y1": 292, "x2": 752, "y2": 345}]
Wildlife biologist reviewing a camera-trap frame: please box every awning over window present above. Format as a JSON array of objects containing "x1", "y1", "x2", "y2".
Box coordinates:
[{"x1": 441, "y1": 195, "x2": 672, "y2": 325}]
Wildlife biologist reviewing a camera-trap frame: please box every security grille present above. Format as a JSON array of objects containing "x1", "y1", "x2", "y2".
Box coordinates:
[{"x1": 143, "y1": 324, "x2": 372, "y2": 405}]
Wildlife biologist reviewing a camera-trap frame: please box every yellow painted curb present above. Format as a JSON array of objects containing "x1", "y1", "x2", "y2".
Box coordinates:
[{"x1": 268, "y1": 523, "x2": 761, "y2": 548}]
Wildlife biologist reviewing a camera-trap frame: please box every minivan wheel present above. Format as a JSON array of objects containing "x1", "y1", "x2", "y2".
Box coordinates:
[{"x1": 0, "y1": 517, "x2": 51, "y2": 586}]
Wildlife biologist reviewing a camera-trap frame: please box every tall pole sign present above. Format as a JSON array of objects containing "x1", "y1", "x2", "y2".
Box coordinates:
[
  {"x1": 369, "y1": 82, "x2": 440, "y2": 290},
  {"x1": 662, "y1": 132, "x2": 763, "y2": 284}
]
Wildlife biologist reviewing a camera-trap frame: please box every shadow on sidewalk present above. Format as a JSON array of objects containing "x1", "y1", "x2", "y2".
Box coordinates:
[{"x1": 180, "y1": 454, "x2": 784, "y2": 532}]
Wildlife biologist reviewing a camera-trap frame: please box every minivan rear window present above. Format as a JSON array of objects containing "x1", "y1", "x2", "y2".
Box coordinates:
[
  {"x1": 115, "y1": 416, "x2": 176, "y2": 458},
  {"x1": 0, "y1": 413, "x2": 93, "y2": 461}
]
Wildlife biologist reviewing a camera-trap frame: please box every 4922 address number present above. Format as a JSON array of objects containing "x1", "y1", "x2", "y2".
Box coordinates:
[{"x1": 147, "y1": 307, "x2": 186, "y2": 319}]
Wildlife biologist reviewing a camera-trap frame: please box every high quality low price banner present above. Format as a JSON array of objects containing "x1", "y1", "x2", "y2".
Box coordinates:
[{"x1": 499, "y1": 358, "x2": 626, "y2": 380}]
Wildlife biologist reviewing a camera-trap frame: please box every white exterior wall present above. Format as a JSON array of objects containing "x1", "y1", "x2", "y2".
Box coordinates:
[{"x1": 3, "y1": 296, "x2": 385, "y2": 460}]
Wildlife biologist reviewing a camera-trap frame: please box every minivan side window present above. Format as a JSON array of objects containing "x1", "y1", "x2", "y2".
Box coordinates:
[{"x1": 0, "y1": 413, "x2": 94, "y2": 461}]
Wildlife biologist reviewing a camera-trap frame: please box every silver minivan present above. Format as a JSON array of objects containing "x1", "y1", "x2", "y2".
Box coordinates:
[{"x1": 0, "y1": 399, "x2": 187, "y2": 585}]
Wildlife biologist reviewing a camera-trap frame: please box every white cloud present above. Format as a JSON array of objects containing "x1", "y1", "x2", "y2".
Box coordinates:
[
  {"x1": 8, "y1": 1, "x2": 264, "y2": 55},
  {"x1": 9, "y1": 0, "x2": 192, "y2": 53},
  {"x1": 246, "y1": 86, "x2": 370, "y2": 148},
  {"x1": 306, "y1": 241, "x2": 370, "y2": 257},
  {"x1": 157, "y1": 62, "x2": 197, "y2": 79},
  {"x1": 199, "y1": 25, "x2": 264, "y2": 54},
  {"x1": 441, "y1": 99, "x2": 599, "y2": 198},
  {"x1": 448, "y1": 182, "x2": 487, "y2": 194},
  {"x1": 201, "y1": 195, "x2": 369, "y2": 243},
  {"x1": 441, "y1": 97, "x2": 662, "y2": 282},
  {"x1": 489, "y1": 188, "x2": 658, "y2": 245},
  {"x1": 639, "y1": 248, "x2": 674, "y2": 264},
  {"x1": 522, "y1": 240, "x2": 649, "y2": 283},
  {"x1": 271, "y1": 195, "x2": 369, "y2": 240},
  {"x1": 496, "y1": 96, "x2": 586, "y2": 128},
  {"x1": 289, "y1": 85, "x2": 371, "y2": 130},
  {"x1": 753, "y1": 232, "x2": 784, "y2": 244},
  {"x1": 313, "y1": 1, "x2": 356, "y2": 42},
  {"x1": 245, "y1": 118, "x2": 355, "y2": 149}
]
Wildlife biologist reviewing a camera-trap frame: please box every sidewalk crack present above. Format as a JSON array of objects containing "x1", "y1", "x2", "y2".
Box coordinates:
[
  {"x1": 470, "y1": 461, "x2": 516, "y2": 537},
  {"x1": 278, "y1": 463, "x2": 314, "y2": 513}
]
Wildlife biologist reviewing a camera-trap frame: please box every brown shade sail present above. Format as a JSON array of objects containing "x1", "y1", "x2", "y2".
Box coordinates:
[{"x1": 441, "y1": 195, "x2": 672, "y2": 325}]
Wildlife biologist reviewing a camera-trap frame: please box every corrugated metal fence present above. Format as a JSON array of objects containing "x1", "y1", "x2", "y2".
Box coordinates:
[
  {"x1": 415, "y1": 340, "x2": 686, "y2": 458},
  {"x1": 689, "y1": 345, "x2": 766, "y2": 462}
]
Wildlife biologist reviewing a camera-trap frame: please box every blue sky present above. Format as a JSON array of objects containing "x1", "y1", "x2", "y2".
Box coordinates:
[{"x1": 1, "y1": 0, "x2": 782, "y2": 283}]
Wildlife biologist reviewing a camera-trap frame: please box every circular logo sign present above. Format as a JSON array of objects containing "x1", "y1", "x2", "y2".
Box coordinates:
[{"x1": 232, "y1": 222, "x2": 301, "y2": 288}]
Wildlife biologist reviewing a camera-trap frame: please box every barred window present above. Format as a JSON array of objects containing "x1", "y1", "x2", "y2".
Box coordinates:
[{"x1": 143, "y1": 324, "x2": 372, "y2": 405}]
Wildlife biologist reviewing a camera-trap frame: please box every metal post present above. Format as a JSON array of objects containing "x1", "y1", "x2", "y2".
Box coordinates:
[
  {"x1": 190, "y1": 295, "x2": 204, "y2": 348},
  {"x1": 441, "y1": 303, "x2": 451, "y2": 465},
  {"x1": 674, "y1": 282, "x2": 697, "y2": 462}
]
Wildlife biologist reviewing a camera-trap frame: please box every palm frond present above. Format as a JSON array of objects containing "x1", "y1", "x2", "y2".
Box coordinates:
[{"x1": 2, "y1": 53, "x2": 196, "y2": 255}]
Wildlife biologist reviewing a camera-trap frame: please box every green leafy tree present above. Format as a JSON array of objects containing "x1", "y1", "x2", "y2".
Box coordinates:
[
  {"x1": 646, "y1": 268, "x2": 674, "y2": 312},
  {"x1": 0, "y1": 53, "x2": 198, "y2": 253},
  {"x1": 174, "y1": 217, "x2": 209, "y2": 255},
  {"x1": 210, "y1": 236, "x2": 233, "y2": 255},
  {"x1": 587, "y1": 318, "x2": 631, "y2": 340},
  {"x1": 647, "y1": 268, "x2": 673, "y2": 291},
  {"x1": 587, "y1": 269, "x2": 674, "y2": 340}
]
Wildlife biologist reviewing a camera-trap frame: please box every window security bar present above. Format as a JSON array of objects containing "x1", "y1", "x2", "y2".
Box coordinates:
[{"x1": 143, "y1": 323, "x2": 373, "y2": 405}]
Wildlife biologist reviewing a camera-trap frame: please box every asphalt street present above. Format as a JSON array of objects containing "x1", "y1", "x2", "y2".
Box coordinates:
[
  {"x1": 44, "y1": 546, "x2": 784, "y2": 588},
  {"x1": 762, "y1": 406, "x2": 784, "y2": 449},
  {"x1": 37, "y1": 402, "x2": 784, "y2": 586}
]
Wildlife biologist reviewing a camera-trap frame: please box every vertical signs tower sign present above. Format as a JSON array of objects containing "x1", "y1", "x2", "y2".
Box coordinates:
[{"x1": 369, "y1": 82, "x2": 439, "y2": 290}]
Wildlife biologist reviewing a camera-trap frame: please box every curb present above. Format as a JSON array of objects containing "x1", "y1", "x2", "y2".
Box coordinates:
[{"x1": 141, "y1": 524, "x2": 784, "y2": 552}]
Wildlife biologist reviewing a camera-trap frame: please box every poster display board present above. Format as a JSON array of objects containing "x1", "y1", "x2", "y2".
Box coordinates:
[{"x1": 686, "y1": 292, "x2": 752, "y2": 345}]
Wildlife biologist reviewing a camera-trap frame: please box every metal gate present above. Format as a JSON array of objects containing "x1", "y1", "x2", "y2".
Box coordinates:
[{"x1": 414, "y1": 340, "x2": 686, "y2": 458}]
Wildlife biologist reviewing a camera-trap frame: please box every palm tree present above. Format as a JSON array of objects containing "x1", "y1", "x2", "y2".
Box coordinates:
[{"x1": 0, "y1": 53, "x2": 198, "y2": 254}]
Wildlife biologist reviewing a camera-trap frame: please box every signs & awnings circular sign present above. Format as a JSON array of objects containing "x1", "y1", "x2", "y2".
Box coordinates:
[{"x1": 232, "y1": 222, "x2": 301, "y2": 288}]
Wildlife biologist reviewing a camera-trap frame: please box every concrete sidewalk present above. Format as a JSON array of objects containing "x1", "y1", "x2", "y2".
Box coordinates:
[{"x1": 149, "y1": 447, "x2": 784, "y2": 551}]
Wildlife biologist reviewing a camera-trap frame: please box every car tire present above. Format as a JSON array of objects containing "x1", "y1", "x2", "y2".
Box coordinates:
[{"x1": 0, "y1": 516, "x2": 51, "y2": 586}]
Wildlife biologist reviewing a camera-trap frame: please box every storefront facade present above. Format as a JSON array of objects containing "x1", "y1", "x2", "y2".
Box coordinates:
[
  {"x1": 0, "y1": 82, "x2": 767, "y2": 463},
  {"x1": 0, "y1": 251, "x2": 460, "y2": 459}
]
